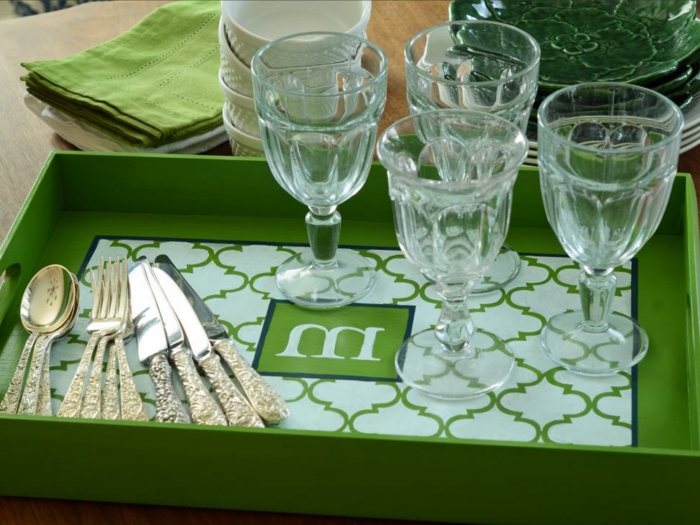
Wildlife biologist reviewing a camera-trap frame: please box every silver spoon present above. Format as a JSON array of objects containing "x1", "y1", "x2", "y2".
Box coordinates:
[
  {"x1": 0, "y1": 265, "x2": 77, "y2": 414},
  {"x1": 35, "y1": 274, "x2": 80, "y2": 416},
  {"x1": 17, "y1": 266, "x2": 78, "y2": 415}
]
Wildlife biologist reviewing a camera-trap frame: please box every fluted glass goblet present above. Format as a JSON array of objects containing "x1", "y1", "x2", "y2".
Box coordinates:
[
  {"x1": 377, "y1": 110, "x2": 528, "y2": 399},
  {"x1": 251, "y1": 32, "x2": 388, "y2": 308},
  {"x1": 405, "y1": 20, "x2": 540, "y2": 294},
  {"x1": 538, "y1": 82, "x2": 683, "y2": 375}
]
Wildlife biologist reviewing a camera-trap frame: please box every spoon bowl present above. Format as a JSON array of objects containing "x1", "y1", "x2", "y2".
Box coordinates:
[
  {"x1": 36, "y1": 274, "x2": 80, "y2": 416},
  {"x1": 20, "y1": 265, "x2": 75, "y2": 333}
]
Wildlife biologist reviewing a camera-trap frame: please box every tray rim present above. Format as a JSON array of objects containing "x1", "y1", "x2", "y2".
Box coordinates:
[
  {"x1": 1, "y1": 151, "x2": 700, "y2": 524},
  {"x1": 0, "y1": 150, "x2": 696, "y2": 453}
]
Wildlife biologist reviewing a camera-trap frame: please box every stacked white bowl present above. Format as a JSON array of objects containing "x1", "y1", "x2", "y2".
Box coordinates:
[{"x1": 218, "y1": 0, "x2": 372, "y2": 156}]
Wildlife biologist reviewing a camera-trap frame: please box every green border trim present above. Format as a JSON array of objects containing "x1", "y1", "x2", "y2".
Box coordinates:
[{"x1": 78, "y1": 234, "x2": 403, "y2": 278}]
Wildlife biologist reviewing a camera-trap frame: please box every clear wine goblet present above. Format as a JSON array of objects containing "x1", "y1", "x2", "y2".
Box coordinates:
[
  {"x1": 405, "y1": 20, "x2": 540, "y2": 294},
  {"x1": 377, "y1": 109, "x2": 528, "y2": 399},
  {"x1": 251, "y1": 32, "x2": 388, "y2": 308},
  {"x1": 538, "y1": 82, "x2": 683, "y2": 375}
]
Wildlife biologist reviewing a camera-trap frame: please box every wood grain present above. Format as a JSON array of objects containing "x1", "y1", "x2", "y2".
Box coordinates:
[
  {"x1": 0, "y1": 2, "x2": 698, "y2": 524},
  {"x1": 0, "y1": 497, "x2": 429, "y2": 525}
]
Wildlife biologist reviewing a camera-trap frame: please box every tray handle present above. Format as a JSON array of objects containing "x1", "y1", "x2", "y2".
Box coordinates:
[{"x1": 0, "y1": 264, "x2": 22, "y2": 331}]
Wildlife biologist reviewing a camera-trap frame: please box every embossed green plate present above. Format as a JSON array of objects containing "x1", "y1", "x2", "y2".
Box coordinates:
[{"x1": 450, "y1": 0, "x2": 700, "y2": 90}]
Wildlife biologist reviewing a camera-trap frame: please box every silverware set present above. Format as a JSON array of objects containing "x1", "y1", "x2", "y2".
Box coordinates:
[{"x1": 0, "y1": 257, "x2": 289, "y2": 427}]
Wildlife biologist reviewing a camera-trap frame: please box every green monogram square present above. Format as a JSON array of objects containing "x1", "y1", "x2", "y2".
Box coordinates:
[{"x1": 254, "y1": 301, "x2": 414, "y2": 381}]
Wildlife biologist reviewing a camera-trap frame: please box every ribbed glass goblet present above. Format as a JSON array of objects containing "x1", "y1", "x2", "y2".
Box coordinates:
[
  {"x1": 251, "y1": 32, "x2": 387, "y2": 308},
  {"x1": 377, "y1": 110, "x2": 528, "y2": 399},
  {"x1": 405, "y1": 20, "x2": 540, "y2": 294},
  {"x1": 538, "y1": 82, "x2": 683, "y2": 375}
]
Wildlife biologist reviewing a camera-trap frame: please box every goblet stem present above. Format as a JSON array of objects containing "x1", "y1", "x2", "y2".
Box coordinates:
[
  {"x1": 434, "y1": 284, "x2": 475, "y2": 355},
  {"x1": 579, "y1": 270, "x2": 617, "y2": 333},
  {"x1": 306, "y1": 208, "x2": 340, "y2": 268}
]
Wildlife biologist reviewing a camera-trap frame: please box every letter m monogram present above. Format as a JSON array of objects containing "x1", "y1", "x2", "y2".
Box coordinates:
[{"x1": 277, "y1": 324, "x2": 385, "y2": 362}]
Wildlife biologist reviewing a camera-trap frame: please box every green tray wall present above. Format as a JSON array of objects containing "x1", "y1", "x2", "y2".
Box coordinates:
[{"x1": 0, "y1": 152, "x2": 698, "y2": 525}]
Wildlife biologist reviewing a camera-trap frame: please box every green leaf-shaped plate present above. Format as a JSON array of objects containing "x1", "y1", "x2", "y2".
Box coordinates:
[{"x1": 450, "y1": 0, "x2": 700, "y2": 90}]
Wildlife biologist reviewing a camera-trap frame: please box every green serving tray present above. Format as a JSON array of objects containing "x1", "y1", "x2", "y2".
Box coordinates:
[{"x1": 0, "y1": 151, "x2": 699, "y2": 525}]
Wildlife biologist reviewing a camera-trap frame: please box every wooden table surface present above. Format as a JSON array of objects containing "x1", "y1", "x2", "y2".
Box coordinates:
[{"x1": 0, "y1": 2, "x2": 698, "y2": 525}]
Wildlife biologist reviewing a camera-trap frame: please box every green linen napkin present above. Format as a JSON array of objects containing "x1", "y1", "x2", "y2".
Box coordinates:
[{"x1": 22, "y1": 1, "x2": 224, "y2": 148}]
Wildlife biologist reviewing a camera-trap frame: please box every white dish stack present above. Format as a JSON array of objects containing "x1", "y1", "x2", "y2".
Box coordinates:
[{"x1": 218, "y1": 0, "x2": 372, "y2": 156}]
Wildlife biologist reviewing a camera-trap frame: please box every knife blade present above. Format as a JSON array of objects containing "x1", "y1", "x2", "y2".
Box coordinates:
[
  {"x1": 151, "y1": 266, "x2": 264, "y2": 428},
  {"x1": 128, "y1": 260, "x2": 189, "y2": 424},
  {"x1": 154, "y1": 256, "x2": 227, "y2": 341},
  {"x1": 154, "y1": 255, "x2": 289, "y2": 423},
  {"x1": 139, "y1": 259, "x2": 226, "y2": 427}
]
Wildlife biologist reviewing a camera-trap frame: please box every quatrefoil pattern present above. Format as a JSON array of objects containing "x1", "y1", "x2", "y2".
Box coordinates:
[{"x1": 47, "y1": 237, "x2": 633, "y2": 446}]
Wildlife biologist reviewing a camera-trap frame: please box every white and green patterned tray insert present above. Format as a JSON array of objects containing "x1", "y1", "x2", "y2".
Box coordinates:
[{"x1": 48, "y1": 237, "x2": 635, "y2": 447}]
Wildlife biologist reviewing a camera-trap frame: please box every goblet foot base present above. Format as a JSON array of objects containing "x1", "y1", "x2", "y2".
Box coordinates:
[
  {"x1": 275, "y1": 249, "x2": 375, "y2": 309},
  {"x1": 396, "y1": 328, "x2": 515, "y2": 400},
  {"x1": 472, "y1": 244, "x2": 521, "y2": 295},
  {"x1": 541, "y1": 311, "x2": 649, "y2": 376}
]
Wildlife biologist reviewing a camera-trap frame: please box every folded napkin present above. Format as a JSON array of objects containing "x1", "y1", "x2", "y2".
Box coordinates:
[
  {"x1": 24, "y1": 93, "x2": 227, "y2": 154},
  {"x1": 22, "y1": 1, "x2": 224, "y2": 148}
]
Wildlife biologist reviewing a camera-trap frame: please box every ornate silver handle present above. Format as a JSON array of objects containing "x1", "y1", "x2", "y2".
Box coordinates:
[
  {"x1": 199, "y1": 351, "x2": 264, "y2": 428},
  {"x1": 58, "y1": 333, "x2": 99, "y2": 418},
  {"x1": 101, "y1": 340, "x2": 120, "y2": 420},
  {"x1": 0, "y1": 332, "x2": 39, "y2": 414},
  {"x1": 171, "y1": 349, "x2": 227, "y2": 426},
  {"x1": 149, "y1": 353, "x2": 190, "y2": 424},
  {"x1": 18, "y1": 334, "x2": 55, "y2": 415},
  {"x1": 114, "y1": 335, "x2": 148, "y2": 421},
  {"x1": 80, "y1": 337, "x2": 109, "y2": 419},
  {"x1": 35, "y1": 335, "x2": 58, "y2": 416},
  {"x1": 214, "y1": 339, "x2": 289, "y2": 423},
  {"x1": 37, "y1": 337, "x2": 56, "y2": 416}
]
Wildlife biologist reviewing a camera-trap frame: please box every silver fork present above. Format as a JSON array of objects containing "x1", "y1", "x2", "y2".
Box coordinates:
[
  {"x1": 101, "y1": 259, "x2": 147, "y2": 421},
  {"x1": 57, "y1": 259, "x2": 122, "y2": 418}
]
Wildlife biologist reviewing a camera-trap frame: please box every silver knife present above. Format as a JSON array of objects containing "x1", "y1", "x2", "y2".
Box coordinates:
[
  {"x1": 128, "y1": 260, "x2": 190, "y2": 424},
  {"x1": 139, "y1": 259, "x2": 226, "y2": 427},
  {"x1": 151, "y1": 267, "x2": 264, "y2": 428},
  {"x1": 154, "y1": 255, "x2": 289, "y2": 423}
]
